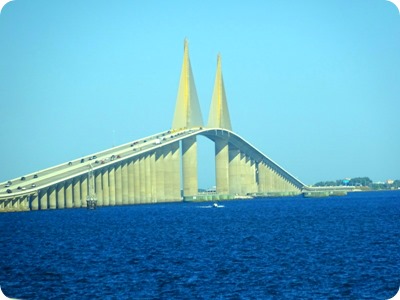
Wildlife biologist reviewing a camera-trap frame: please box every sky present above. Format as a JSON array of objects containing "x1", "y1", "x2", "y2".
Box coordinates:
[{"x1": 0, "y1": 0, "x2": 399, "y2": 188}]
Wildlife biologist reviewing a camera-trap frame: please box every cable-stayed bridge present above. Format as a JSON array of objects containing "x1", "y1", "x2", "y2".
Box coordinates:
[{"x1": 0, "y1": 40, "x2": 306, "y2": 212}]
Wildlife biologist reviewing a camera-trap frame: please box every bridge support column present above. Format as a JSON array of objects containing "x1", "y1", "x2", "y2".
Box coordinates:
[
  {"x1": 215, "y1": 139, "x2": 229, "y2": 195},
  {"x1": 115, "y1": 163, "x2": 123, "y2": 205},
  {"x1": 273, "y1": 168, "x2": 280, "y2": 192},
  {"x1": 12, "y1": 198, "x2": 18, "y2": 210},
  {"x1": 127, "y1": 159, "x2": 135, "y2": 204},
  {"x1": 109, "y1": 166, "x2": 116, "y2": 205},
  {"x1": 164, "y1": 141, "x2": 180, "y2": 201},
  {"x1": 155, "y1": 149, "x2": 165, "y2": 202},
  {"x1": 229, "y1": 146, "x2": 241, "y2": 195},
  {"x1": 17, "y1": 196, "x2": 28, "y2": 211},
  {"x1": 249, "y1": 159, "x2": 257, "y2": 194},
  {"x1": 57, "y1": 184, "x2": 65, "y2": 209},
  {"x1": 48, "y1": 187, "x2": 56, "y2": 209},
  {"x1": 12, "y1": 198, "x2": 19, "y2": 210},
  {"x1": 11, "y1": 197, "x2": 18, "y2": 211},
  {"x1": 139, "y1": 156, "x2": 146, "y2": 203},
  {"x1": 4, "y1": 199, "x2": 10, "y2": 211},
  {"x1": 282, "y1": 176, "x2": 288, "y2": 191},
  {"x1": 258, "y1": 163, "x2": 266, "y2": 193},
  {"x1": 95, "y1": 171, "x2": 103, "y2": 206},
  {"x1": 164, "y1": 147, "x2": 172, "y2": 201},
  {"x1": 31, "y1": 193, "x2": 39, "y2": 210},
  {"x1": 240, "y1": 154, "x2": 248, "y2": 195},
  {"x1": 279, "y1": 173, "x2": 286, "y2": 191},
  {"x1": 133, "y1": 157, "x2": 140, "y2": 203},
  {"x1": 164, "y1": 145, "x2": 173, "y2": 201},
  {"x1": 150, "y1": 152, "x2": 157, "y2": 202},
  {"x1": 102, "y1": 168, "x2": 110, "y2": 206},
  {"x1": 4, "y1": 199, "x2": 11, "y2": 210},
  {"x1": 265, "y1": 164, "x2": 273, "y2": 192},
  {"x1": 6, "y1": 199, "x2": 13, "y2": 211},
  {"x1": 182, "y1": 136, "x2": 198, "y2": 198},
  {"x1": 9, "y1": 198, "x2": 15, "y2": 210},
  {"x1": 172, "y1": 141, "x2": 181, "y2": 201},
  {"x1": 39, "y1": 189, "x2": 48, "y2": 210},
  {"x1": 121, "y1": 161, "x2": 129, "y2": 205},
  {"x1": 14, "y1": 197, "x2": 21, "y2": 211},
  {"x1": 8, "y1": 198, "x2": 14, "y2": 210},
  {"x1": 73, "y1": 177, "x2": 81, "y2": 208},
  {"x1": 81, "y1": 176, "x2": 88, "y2": 208},
  {"x1": 144, "y1": 154, "x2": 152, "y2": 203},
  {"x1": 16, "y1": 197, "x2": 22, "y2": 210},
  {"x1": 264, "y1": 165, "x2": 273, "y2": 192},
  {"x1": 10, "y1": 198, "x2": 17, "y2": 210},
  {"x1": 272, "y1": 169, "x2": 280, "y2": 192},
  {"x1": 65, "y1": 180, "x2": 73, "y2": 208}
]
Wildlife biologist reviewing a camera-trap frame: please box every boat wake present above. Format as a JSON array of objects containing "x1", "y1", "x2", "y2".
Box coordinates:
[{"x1": 197, "y1": 203, "x2": 225, "y2": 209}]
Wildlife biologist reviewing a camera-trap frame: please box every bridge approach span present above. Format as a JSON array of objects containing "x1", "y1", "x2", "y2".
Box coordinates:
[{"x1": 0, "y1": 127, "x2": 305, "y2": 211}]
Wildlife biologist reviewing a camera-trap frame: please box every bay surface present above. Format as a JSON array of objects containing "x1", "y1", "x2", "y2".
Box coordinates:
[{"x1": 1, "y1": 191, "x2": 399, "y2": 299}]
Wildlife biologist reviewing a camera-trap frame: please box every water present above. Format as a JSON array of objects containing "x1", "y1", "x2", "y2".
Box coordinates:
[{"x1": 0, "y1": 191, "x2": 399, "y2": 299}]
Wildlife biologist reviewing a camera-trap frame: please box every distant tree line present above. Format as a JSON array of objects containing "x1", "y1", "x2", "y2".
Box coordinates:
[
  {"x1": 314, "y1": 177, "x2": 400, "y2": 190},
  {"x1": 370, "y1": 180, "x2": 400, "y2": 190}
]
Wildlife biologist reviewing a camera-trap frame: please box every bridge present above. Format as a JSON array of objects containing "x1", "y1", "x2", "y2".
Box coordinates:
[{"x1": 0, "y1": 40, "x2": 306, "y2": 212}]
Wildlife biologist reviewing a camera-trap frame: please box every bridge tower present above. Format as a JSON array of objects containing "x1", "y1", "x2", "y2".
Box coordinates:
[
  {"x1": 207, "y1": 54, "x2": 232, "y2": 131},
  {"x1": 172, "y1": 39, "x2": 203, "y2": 198},
  {"x1": 207, "y1": 55, "x2": 232, "y2": 195},
  {"x1": 172, "y1": 39, "x2": 204, "y2": 130}
]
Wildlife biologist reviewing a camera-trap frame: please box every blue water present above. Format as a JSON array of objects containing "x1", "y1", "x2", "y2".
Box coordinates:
[{"x1": 1, "y1": 191, "x2": 399, "y2": 299}]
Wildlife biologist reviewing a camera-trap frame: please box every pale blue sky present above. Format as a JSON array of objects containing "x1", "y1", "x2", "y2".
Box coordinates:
[{"x1": 0, "y1": 0, "x2": 399, "y2": 187}]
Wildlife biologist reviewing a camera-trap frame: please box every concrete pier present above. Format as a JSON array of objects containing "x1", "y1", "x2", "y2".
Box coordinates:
[
  {"x1": 139, "y1": 155, "x2": 146, "y2": 203},
  {"x1": 65, "y1": 180, "x2": 73, "y2": 208},
  {"x1": 39, "y1": 189, "x2": 48, "y2": 210},
  {"x1": 20, "y1": 196, "x2": 29, "y2": 211},
  {"x1": 133, "y1": 157, "x2": 140, "y2": 203},
  {"x1": 144, "y1": 154, "x2": 151, "y2": 202},
  {"x1": 48, "y1": 186, "x2": 56, "y2": 209},
  {"x1": 150, "y1": 152, "x2": 156, "y2": 202},
  {"x1": 109, "y1": 167, "x2": 116, "y2": 206},
  {"x1": 215, "y1": 139, "x2": 229, "y2": 194},
  {"x1": 73, "y1": 178, "x2": 81, "y2": 208},
  {"x1": 81, "y1": 176, "x2": 88, "y2": 208},
  {"x1": 182, "y1": 136, "x2": 198, "y2": 198},
  {"x1": 95, "y1": 171, "x2": 103, "y2": 206},
  {"x1": 102, "y1": 168, "x2": 110, "y2": 206},
  {"x1": 155, "y1": 149, "x2": 166, "y2": 202},
  {"x1": 31, "y1": 194, "x2": 38, "y2": 211},
  {"x1": 170, "y1": 141, "x2": 181, "y2": 201},
  {"x1": 229, "y1": 147, "x2": 241, "y2": 195},
  {"x1": 57, "y1": 184, "x2": 65, "y2": 209},
  {"x1": 164, "y1": 145, "x2": 174, "y2": 201},
  {"x1": 127, "y1": 159, "x2": 135, "y2": 204},
  {"x1": 115, "y1": 164, "x2": 122, "y2": 205},
  {"x1": 121, "y1": 161, "x2": 129, "y2": 204}
]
